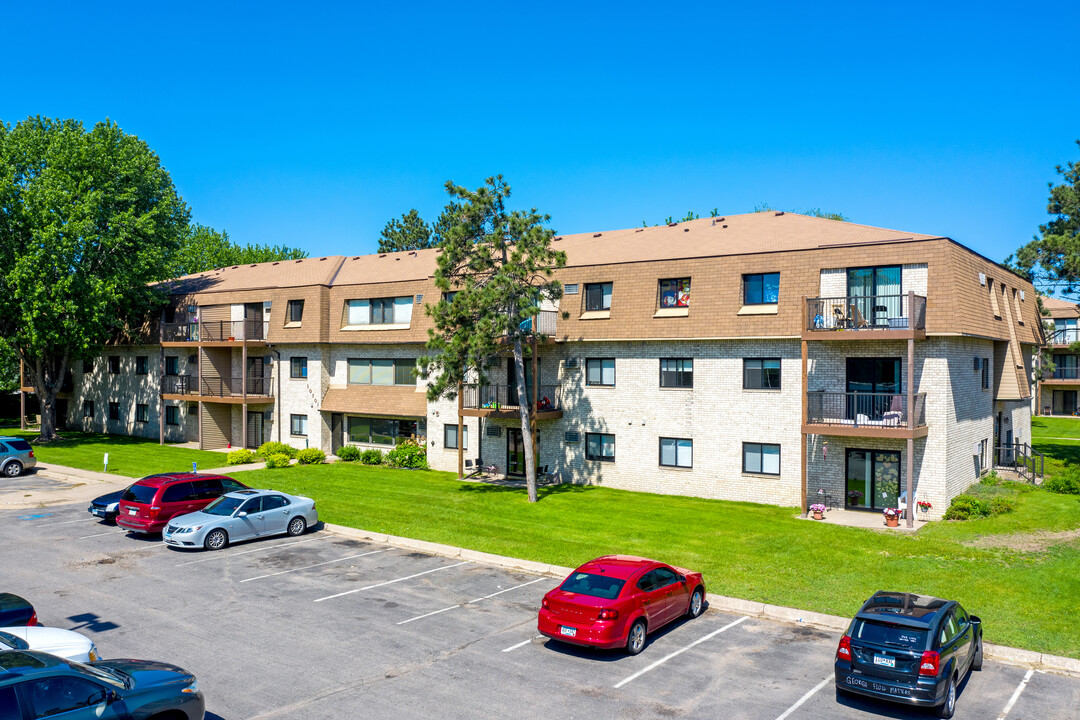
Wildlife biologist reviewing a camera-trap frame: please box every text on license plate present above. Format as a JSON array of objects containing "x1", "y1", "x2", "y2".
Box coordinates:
[
  {"x1": 560, "y1": 626, "x2": 577, "y2": 637},
  {"x1": 128, "y1": 508, "x2": 138, "y2": 515},
  {"x1": 873, "y1": 655, "x2": 896, "y2": 668}
]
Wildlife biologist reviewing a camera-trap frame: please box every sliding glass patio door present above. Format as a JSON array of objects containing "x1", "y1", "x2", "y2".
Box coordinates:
[
  {"x1": 847, "y1": 266, "x2": 901, "y2": 327},
  {"x1": 845, "y1": 449, "x2": 901, "y2": 510}
]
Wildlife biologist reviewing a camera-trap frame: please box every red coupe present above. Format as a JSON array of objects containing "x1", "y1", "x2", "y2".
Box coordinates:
[{"x1": 538, "y1": 555, "x2": 706, "y2": 655}]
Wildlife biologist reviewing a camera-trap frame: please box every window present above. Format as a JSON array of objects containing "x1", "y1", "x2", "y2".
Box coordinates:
[
  {"x1": 978, "y1": 439, "x2": 988, "y2": 472},
  {"x1": 659, "y1": 278, "x2": 690, "y2": 308},
  {"x1": 585, "y1": 432, "x2": 615, "y2": 461},
  {"x1": 345, "y1": 297, "x2": 414, "y2": 326},
  {"x1": 165, "y1": 405, "x2": 179, "y2": 426},
  {"x1": 744, "y1": 358, "x2": 781, "y2": 389},
  {"x1": 135, "y1": 404, "x2": 148, "y2": 423},
  {"x1": 743, "y1": 442, "x2": 780, "y2": 475},
  {"x1": 83, "y1": 359, "x2": 93, "y2": 374},
  {"x1": 108, "y1": 356, "x2": 120, "y2": 374},
  {"x1": 108, "y1": 402, "x2": 120, "y2": 421},
  {"x1": 162, "y1": 482, "x2": 196, "y2": 503},
  {"x1": 660, "y1": 358, "x2": 693, "y2": 388},
  {"x1": 287, "y1": 299, "x2": 305, "y2": 324},
  {"x1": 82, "y1": 400, "x2": 94, "y2": 419},
  {"x1": 135, "y1": 356, "x2": 148, "y2": 375},
  {"x1": 444, "y1": 423, "x2": 467, "y2": 450},
  {"x1": 165, "y1": 356, "x2": 179, "y2": 376},
  {"x1": 291, "y1": 357, "x2": 307, "y2": 379},
  {"x1": 240, "y1": 497, "x2": 264, "y2": 515},
  {"x1": 584, "y1": 282, "x2": 612, "y2": 311},
  {"x1": 982, "y1": 357, "x2": 990, "y2": 389},
  {"x1": 290, "y1": 414, "x2": 308, "y2": 436},
  {"x1": 22, "y1": 675, "x2": 107, "y2": 717},
  {"x1": 347, "y1": 416, "x2": 426, "y2": 445},
  {"x1": 586, "y1": 358, "x2": 615, "y2": 386},
  {"x1": 395, "y1": 361, "x2": 415, "y2": 386},
  {"x1": 659, "y1": 437, "x2": 693, "y2": 468},
  {"x1": 264, "y1": 495, "x2": 290, "y2": 510},
  {"x1": 743, "y1": 273, "x2": 780, "y2": 305},
  {"x1": 371, "y1": 359, "x2": 394, "y2": 385}
]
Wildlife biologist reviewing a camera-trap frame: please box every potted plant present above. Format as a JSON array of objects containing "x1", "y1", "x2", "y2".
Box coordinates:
[
  {"x1": 846, "y1": 490, "x2": 864, "y2": 507},
  {"x1": 809, "y1": 503, "x2": 826, "y2": 520},
  {"x1": 917, "y1": 500, "x2": 933, "y2": 515},
  {"x1": 883, "y1": 507, "x2": 900, "y2": 527}
]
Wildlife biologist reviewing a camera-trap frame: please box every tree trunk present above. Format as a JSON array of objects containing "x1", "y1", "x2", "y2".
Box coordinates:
[
  {"x1": 511, "y1": 339, "x2": 537, "y2": 502},
  {"x1": 24, "y1": 351, "x2": 68, "y2": 443}
]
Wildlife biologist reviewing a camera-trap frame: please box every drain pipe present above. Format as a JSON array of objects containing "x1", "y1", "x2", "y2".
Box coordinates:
[{"x1": 270, "y1": 345, "x2": 282, "y2": 442}]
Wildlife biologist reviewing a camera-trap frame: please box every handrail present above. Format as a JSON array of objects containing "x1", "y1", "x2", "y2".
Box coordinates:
[
  {"x1": 1048, "y1": 327, "x2": 1080, "y2": 345},
  {"x1": 162, "y1": 374, "x2": 273, "y2": 397},
  {"x1": 806, "y1": 391, "x2": 927, "y2": 427},
  {"x1": 806, "y1": 294, "x2": 927, "y2": 333},
  {"x1": 160, "y1": 319, "x2": 270, "y2": 342},
  {"x1": 462, "y1": 383, "x2": 562, "y2": 411}
]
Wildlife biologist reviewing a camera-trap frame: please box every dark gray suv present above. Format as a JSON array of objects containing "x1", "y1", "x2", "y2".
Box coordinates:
[{"x1": 0, "y1": 437, "x2": 36, "y2": 478}]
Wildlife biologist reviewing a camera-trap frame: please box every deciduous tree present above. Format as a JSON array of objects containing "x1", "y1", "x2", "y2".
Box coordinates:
[{"x1": 173, "y1": 224, "x2": 306, "y2": 275}]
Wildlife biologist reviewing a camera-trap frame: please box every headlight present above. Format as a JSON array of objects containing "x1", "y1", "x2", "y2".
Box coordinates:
[
  {"x1": 181, "y1": 525, "x2": 202, "y2": 534},
  {"x1": 181, "y1": 677, "x2": 199, "y2": 694},
  {"x1": 88, "y1": 648, "x2": 99, "y2": 662}
]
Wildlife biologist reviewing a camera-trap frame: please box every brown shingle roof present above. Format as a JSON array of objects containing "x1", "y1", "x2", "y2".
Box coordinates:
[
  {"x1": 160, "y1": 256, "x2": 346, "y2": 294},
  {"x1": 1041, "y1": 296, "x2": 1080, "y2": 319}
]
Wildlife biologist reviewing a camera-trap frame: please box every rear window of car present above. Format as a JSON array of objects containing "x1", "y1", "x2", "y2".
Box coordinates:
[
  {"x1": 121, "y1": 484, "x2": 158, "y2": 504},
  {"x1": 161, "y1": 482, "x2": 196, "y2": 503},
  {"x1": 851, "y1": 619, "x2": 928, "y2": 650},
  {"x1": 6, "y1": 440, "x2": 31, "y2": 451},
  {"x1": 560, "y1": 572, "x2": 626, "y2": 600}
]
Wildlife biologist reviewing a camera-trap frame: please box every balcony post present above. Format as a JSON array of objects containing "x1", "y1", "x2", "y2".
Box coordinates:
[
  {"x1": 457, "y1": 381, "x2": 464, "y2": 480},
  {"x1": 19, "y1": 359, "x2": 26, "y2": 431},
  {"x1": 241, "y1": 345, "x2": 248, "y2": 449},
  {"x1": 159, "y1": 346, "x2": 165, "y2": 445},
  {"x1": 800, "y1": 335, "x2": 808, "y2": 518},
  {"x1": 531, "y1": 337, "x2": 538, "y2": 467},
  {"x1": 906, "y1": 334, "x2": 915, "y2": 528}
]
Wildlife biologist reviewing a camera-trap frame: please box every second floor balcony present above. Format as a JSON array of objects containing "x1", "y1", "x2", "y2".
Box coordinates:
[
  {"x1": 1049, "y1": 328, "x2": 1080, "y2": 346},
  {"x1": 162, "y1": 374, "x2": 274, "y2": 401},
  {"x1": 804, "y1": 293, "x2": 926, "y2": 340},
  {"x1": 459, "y1": 383, "x2": 563, "y2": 420},
  {"x1": 1045, "y1": 366, "x2": 1080, "y2": 381},
  {"x1": 161, "y1": 319, "x2": 270, "y2": 344},
  {"x1": 804, "y1": 391, "x2": 928, "y2": 439}
]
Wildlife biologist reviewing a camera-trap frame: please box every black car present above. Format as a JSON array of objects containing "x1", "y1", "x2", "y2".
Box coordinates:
[
  {"x1": 88, "y1": 490, "x2": 126, "y2": 524},
  {"x1": 835, "y1": 591, "x2": 982, "y2": 719},
  {"x1": 0, "y1": 650, "x2": 204, "y2": 720},
  {"x1": 0, "y1": 594, "x2": 36, "y2": 627}
]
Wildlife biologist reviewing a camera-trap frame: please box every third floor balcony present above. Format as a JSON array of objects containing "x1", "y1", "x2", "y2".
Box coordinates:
[
  {"x1": 161, "y1": 319, "x2": 270, "y2": 344},
  {"x1": 804, "y1": 293, "x2": 926, "y2": 341}
]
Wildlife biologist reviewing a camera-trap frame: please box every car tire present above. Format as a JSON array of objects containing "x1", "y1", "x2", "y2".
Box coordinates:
[
  {"x1": 287, "y1": 516, "x2": 307, "y2": 537},
  {"x1": 3, "y1": 461, "x2": 22, "y2": 478},
  {"x1": 686, "y1": 587, "x2": 705, "y2": 618},
  {"x1": 203, "y1": 528, "x2": 228, "y2": 551},
  {"x1": 626, "y1": 619, "x2": 647, "y2": 656},
  {"x1": 972, "y1": 638, "x2": 983, "y2": 671},
  {"x1": 936, "y1": 674, "x2": 956, "y2": 719}
]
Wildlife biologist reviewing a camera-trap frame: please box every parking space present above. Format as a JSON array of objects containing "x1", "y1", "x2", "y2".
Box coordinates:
[{"x1": 4, "y1": 502, "x2": 1079, "y2": 720}]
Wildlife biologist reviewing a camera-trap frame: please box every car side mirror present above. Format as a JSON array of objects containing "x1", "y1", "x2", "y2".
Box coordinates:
[
  {"x1": 969, "y1": 615, "x2": 981, "y2": 626},
  {"x1": 678, "y1": 574, "x2": 686, "y2": 583},
  {"x1": 87, "y1": 690, "x2": 109, "y2": 706},
  {"x1": 237, "y1": 511, "x2": 247, "y2": 518}
]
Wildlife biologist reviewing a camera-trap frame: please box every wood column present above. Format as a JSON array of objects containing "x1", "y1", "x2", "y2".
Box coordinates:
[
  {"x1": 19, "y1": 360, "x2": 25, "y2": 430},
  {"x1": 241, "y1": 344, "x2": 248, "y2": 450},
  {"x1": 158, "y1": 346, "x2": 165, "y2": 445},
  {"x1": 457, "y1": 381, "x2": 464, "y2": 479},
  {"x1": 800, "y1": 334, "x2": 808, "y2": 518},
  {"x1": 906, "y1": 331, "x2": 915, "y2": 528},
  {"x1": 531, "y1": 336, "x2": 538, "y2": 471},
  {"x1": 197, "y1": 401, "x2": 204, "y2": 450}
]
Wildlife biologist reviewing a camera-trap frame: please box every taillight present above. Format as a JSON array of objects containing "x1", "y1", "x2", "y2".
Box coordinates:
[
  {"x1": 27, "y1": 610, "x2": 38, "y2": 627},
  {"x1": 598, "y1": 609, "x2": 619, "y2": 621},
  {"x1": 541, "y1": 598, "x2": 549, "y2": 609},
  {"x1": 28, "y1": 450, "x2": 34, "y2": 458},
  {"x1": 919, "y1": 650, "x2": 940, "y2": 676},
  {"x1": 836, "y1": 635, "x2": 852, "y2": 661}
]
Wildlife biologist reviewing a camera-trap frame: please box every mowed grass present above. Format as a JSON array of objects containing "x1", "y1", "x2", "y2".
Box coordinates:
[
  {"x1": 242, "y1": 463, "x2": 1080, "y2": 659},
  {"x1": 1032, "y1": 416, "x2": 1080, "y2": 439},
  {"x1": 0, "y1": 428, "x2": 229, "y2": 478}
]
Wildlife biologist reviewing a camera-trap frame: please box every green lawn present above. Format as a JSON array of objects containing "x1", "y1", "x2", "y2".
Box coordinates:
[
  {"x1": 239, "y1": 462, "x2": 1080, "y2": 659},
  {"x1": 0, "y1": 429, "x2": 230, "y2": 478},
  {"x1": 1032, "y1": 416, "x2": 1080, "y2": 439}
]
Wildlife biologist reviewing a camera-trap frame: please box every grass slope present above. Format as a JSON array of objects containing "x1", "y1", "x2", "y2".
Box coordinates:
[
  {"x1": 244, "y1": 463, "x2": 1080, "y2": 659},
  {"x1": 1032, "y1": 416, "x2": 1080, "y2": 439}
]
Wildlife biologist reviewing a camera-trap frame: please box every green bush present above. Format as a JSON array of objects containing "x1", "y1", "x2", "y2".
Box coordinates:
[
  {"x1": 257, "y1": 441, "x2": 298, "y2": 459},
  {"x1": 988, "y1": 496, "x2": 1015, "y2": 515},
  {"x1": 297, "y1": 448, "x2": 326, "y2": 465},
  {"x1": 226, "y1": 448, "x2": 257, "y2": 465},
  {"x1": 386, "y1": 439, "x2": 428, "y2": 469},
  {"x1": 264, "y1": 453, "x2": 291, "y2": 469},
  {"x1": 979, "y1": 471, "x2": 1004, "y2": 487},
  {"x1": 336, "y1": 445, "x2": 361, "y2": 461},
  {"x1": 944, "y1": 488, "x2": 1018, "y2": 521},
  {"x1": 360, "y1": 449, "x2": 384, "y2": 465},
  {"x1": 1043, "y1": 466, "x2": 1080, "y2": 495}
]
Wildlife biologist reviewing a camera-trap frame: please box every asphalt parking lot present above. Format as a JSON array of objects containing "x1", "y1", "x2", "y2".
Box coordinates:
[{"x1": 3, "y1": 501, "x2": 1078, "y2": 720}]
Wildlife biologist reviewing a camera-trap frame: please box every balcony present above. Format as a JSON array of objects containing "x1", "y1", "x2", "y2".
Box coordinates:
[
  {"x1": 459, "y1": 383, "x2": 563, "y2": 420},
  {"x1": 1043, "y1": 366, "x2": 1080, "y2": 383},
  {"x1": 804, "y1": 294, "x2": 926, "y2": 340},
  {"x1": 1048, "y1": 328, "x2": 1080, "y2": 346},
  {"x1": 804, "y1": 391, "x2": 928, "y2": 439},
  {"x1": 519, "y1": 310, "x2": 558, "y2": 335},
  {"x1": 162, "y1": 375, "x2": 273, "y2": 402},
  {"x1": 161, "y1": 319, "x2": 270, "y2": 344}
]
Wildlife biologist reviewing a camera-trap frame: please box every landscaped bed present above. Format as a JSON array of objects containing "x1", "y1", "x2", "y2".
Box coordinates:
[{"x1": 236, "y1": 462, "x2": 1080, "y2": 659}]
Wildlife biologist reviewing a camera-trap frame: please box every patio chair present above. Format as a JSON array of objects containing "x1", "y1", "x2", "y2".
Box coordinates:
[
  {"x1": 832, "y1": 306, "x2": 848, "y2": 329},
  {"x1": 851, "y1": 304, "x2": 870, "y2": 329}
]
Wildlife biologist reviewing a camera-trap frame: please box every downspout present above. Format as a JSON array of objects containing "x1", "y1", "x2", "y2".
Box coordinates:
[{"x1": 270, "y1": 345, "x2": 282, "y2": 442}]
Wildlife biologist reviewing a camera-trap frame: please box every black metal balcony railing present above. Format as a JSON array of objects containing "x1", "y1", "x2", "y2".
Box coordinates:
[
  {"x1": 1049, "y1": 328, "x2": 1080, "y2": 345},
  {"x1": 162, "y1": 375, "x2": 273, "y2": 398},
  {"x1": 160, "y1": 319, "x2": 270, "y2": 342},
  {"x1": 1052, "y1": 367, "x2": 1080, "y2": 380},
  {"x1": 806, "y1": 294, "x2": 926, "y2": 333},
  {"x1": 462, "y1": 383, "x2": 562, "y2": 412},
  {"x1": 807, "y1": 391, "x2": 927, "y2": 428}
]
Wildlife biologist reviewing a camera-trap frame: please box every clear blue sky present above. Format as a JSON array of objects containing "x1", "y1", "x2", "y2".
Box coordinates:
[{"x1": 3, "y1": 1, "x2": 1078, "y2": 265}]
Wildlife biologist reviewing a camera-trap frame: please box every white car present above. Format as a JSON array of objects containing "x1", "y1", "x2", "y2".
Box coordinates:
[{"x1": 0, "y1": 626, "x2": 99, "y2": 662}]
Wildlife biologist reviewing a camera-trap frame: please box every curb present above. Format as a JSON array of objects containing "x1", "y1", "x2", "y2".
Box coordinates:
[{"x1": 321, "y1": 522, "x2": 1080, "y2": 679}]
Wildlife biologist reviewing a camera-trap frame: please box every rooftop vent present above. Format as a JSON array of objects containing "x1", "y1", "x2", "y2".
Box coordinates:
[
  {"x1": 635, "y1": 228, "x2": 644, "y2": 233},
  {"x1": 295, "y1": 259, "x2": 303, "y2": 263},
  {"x1": 774, "y1": 211, "x2": 784, "y2": 216},
  {"x1": 593, "y1": 233, "x2": 602, "y2": 238},
  {"x1": 723, "y1": 224, "x2": 728, "y2": 228},
  {"x1": 667, "y1": 222, "x2": 677, "y2": 227},
  {"x1": 378, "y1": 254, "x2": 387, "y2": 258},
  {"x1": 553, "y1": 236, "x2": 562, "y2": 241},
  {"x1": 272, "y1": 262, "x2": 279, "y2": 266},
  {"x1": 683, "y1": 228, "x2": 689, "y2": 232},
  {"x1": 409, "y1": 251, "x2": 417, "y2": 256}
]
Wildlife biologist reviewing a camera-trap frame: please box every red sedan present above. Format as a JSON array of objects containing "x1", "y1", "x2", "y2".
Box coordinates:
[{"x1": 538, "y1": 555, "x2": 706, "y2": 655}]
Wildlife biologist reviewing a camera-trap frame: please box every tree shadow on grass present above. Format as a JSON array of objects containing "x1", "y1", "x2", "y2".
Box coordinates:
[{"x1": 455, "y1": 481, "x2": 599, "y2": 501}]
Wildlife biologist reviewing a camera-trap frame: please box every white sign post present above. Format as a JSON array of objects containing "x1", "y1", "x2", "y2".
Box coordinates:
[{"x1": 103, "y1": 453, "x2": 109, "y2": 473}]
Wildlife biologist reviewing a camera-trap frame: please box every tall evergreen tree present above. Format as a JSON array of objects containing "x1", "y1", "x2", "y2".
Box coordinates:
[
  {"x1": 378, "y1": 209, "x2": 434, "y2": 253},
  {"x1": 419, "y1": 176, "x2": 565, "y2": 502}
]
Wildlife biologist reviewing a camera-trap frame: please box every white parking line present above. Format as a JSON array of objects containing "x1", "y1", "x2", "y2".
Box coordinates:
[
  {"x1": 997, "y1": 668, "x2": 1034, "y2": 720},
  {"x1": 174, "y1": 536, "x2": 325, "y2": 567},
  {"x1": 773, "y1": 674, "x2": 832, "y2": 720},
  {"x1": 77, "y1": 530, "x2": 128, "y2": 539},
  {"x1": 240, "y1": 549, "x2": 387, "y2": 582},
  {"x1": 39, "y1": 518, "x2": 93, "y2": 527},
  {"x1": 314, "y1": 561, "x2": 470, "y2": 603},
  {"x1": 396, "y1": 577, "x2": 547, "y2": 625},
  {"x1": 613, "y1": 616, "x2": 748, "y2": 689},
  {"x1": 502, "y1": 635, "x2": 543, "y2": 653}
]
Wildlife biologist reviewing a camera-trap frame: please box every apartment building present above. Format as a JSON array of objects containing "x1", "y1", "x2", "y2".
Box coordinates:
[
  {"x1": 1037, "y1": 296, "x2": 1080, "y2": 416},
  {"x1": 33, "y1": 212, "x2": 1042, "y2": 520}
]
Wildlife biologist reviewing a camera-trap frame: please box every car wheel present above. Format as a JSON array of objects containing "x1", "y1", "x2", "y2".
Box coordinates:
[
  {"x1": 287, "y1": 516, "x2": 307, "y2": 537},
  {"x1": 3, "y1": 461, "x2": 22, "y2": 478},
  {"x1": 936, "y1": 674, "x2": 956, "y2": 719},
  {"x1": 686, "y1": 587, "x2": 705, "y2": 618},
  {"x1": 626, "y1": 619, "x2": 647, "y2": 656},
  {"x1": 203, "y1": 528, "x2": 228, "y2": 551},
  {"x1": 972, "y1": 638, "x2": 983, "y2": 671}
]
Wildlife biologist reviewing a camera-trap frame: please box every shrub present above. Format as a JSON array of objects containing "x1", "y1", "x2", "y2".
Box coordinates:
[
  {"x1": 944, "y1": 488, "x2": 1018, "y2": 521},
  {"x1": 264, "y1": 453, "x2": 291, "y2": 469},
  {"x1": 297, "y1": 448, "x2": 326, "y2": 465},
  {"x1": 386, "y1": 439, "x2": 428, "y2": 469},
  {"x1": 1043, "y1": 466, "x2": 1080, "y2": 495},
  {"x1": 336, "y1": 445, "x2": 361, "y2": 461},
  {"x1": 944, "y1": 494, "x2": 989, "y2": 521},
  {"x1": 226, "y1": 448, "x2": 257, "y2": 465},
  {"x1": 979, "y1": 471, "x2": 1004, "y2": 487},
  {"x1": 257, "y1": 441, "x2": 298, "y2": 459},
  {"x1": 988, "y1": 496, "x2": 1015, "y2": 515},
  {"x1": 360, "y1": 449, "x2": 384, "y2": 465}
]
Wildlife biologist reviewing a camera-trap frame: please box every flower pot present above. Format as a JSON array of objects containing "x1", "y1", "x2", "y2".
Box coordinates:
[
  {"x1": 813, "y1": 511, "x2": 824, "y2": 521},
  {"x1": 885, "y1": 516, "x2": 899, "y2": 528}
]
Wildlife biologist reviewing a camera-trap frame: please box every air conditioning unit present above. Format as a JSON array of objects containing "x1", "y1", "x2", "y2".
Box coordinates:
[
  {"x1": 485, "y1": 425, "x2": 502, "y2": 437},
  {"x1": 564, "y1": 431, "x2": 580, "y2": 443},
  {"x1": 565, "y1": 284, "x2": 579, "y2": 295},
  {"x1": 565, "y1": 357, "x2": 579, "y2": 369}
]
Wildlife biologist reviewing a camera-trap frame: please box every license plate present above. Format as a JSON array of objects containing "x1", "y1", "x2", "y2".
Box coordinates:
[
  {"x1": 560, "y1": 626, "x2": 577, "y2": 637},
  {"x1": 873, "y1": 654, "x2": 896, "y2": 668},
  {"x1": 91, "y1": 509, "x2": 103, "y2": 516},
  {"x1": 128, "y1": 508, "x2": 137, "y2": 515}
]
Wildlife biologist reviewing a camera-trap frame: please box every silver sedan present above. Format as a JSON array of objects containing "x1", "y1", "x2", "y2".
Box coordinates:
[{"x1": 163, "y1": 489, "x2": 318, "y2": 551}]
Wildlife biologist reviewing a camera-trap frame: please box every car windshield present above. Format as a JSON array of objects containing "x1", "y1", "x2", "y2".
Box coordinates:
[
  {"x1": 203, "y1": 496, "x2": 244, "y2": 516},
  {"x1": 121, "y1": 484, "x2": 158, "y2": 504},
  {"x1": 851, "y1": 619, "x2": 928, "y2": 650},
  {"x1": 0, "y1": 631, "x2": 28, "y2": 650},
  {"x1": 560, "y1": 572, "x2": 626, "y2": 600}
]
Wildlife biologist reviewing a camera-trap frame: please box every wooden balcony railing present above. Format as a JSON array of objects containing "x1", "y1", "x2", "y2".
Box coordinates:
[
  {"x1": 806, "y1": 294, "x2": 926, "y2": 334},
  {"x1": 461, "y1": 383, "x2": 562, "y2": 412},
  {"x1": 806, "y1": 391, "x2": 926, "y2": 428}
]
